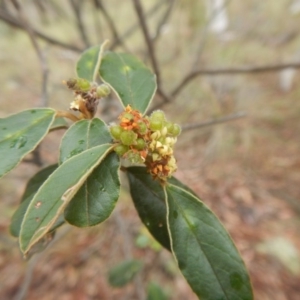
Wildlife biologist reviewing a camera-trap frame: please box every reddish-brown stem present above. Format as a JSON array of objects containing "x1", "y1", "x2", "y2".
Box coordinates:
[{"x1": 55, "y1": 110, "x2": 80, "y2": 122}]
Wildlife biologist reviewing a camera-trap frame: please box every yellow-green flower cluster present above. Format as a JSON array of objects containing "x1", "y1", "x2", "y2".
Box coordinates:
[
  {"x1": 146, "y1": 110, "x2": 180, "y2": 180},
  {"x1": 110, "y1": 106, "x2": 181, "y2": 182}
]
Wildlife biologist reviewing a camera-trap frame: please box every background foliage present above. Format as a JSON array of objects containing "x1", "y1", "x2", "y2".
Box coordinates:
[{"x1": 0, "y1": 0, "x2": 300, "y2": 299}]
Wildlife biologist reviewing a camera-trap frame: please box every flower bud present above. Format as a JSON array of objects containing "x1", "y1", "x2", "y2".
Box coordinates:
[
  {"x1": 149, "y1": 119, "x2": 163, "y2": 131},
  {"x1": 165, "y1": 122, "x2": 174, "y2": 133},
  {"x1": 127, "y1": 150, "x2": 143, "y2": 164},
  {"x1": 150, "y1": 110, "x2": 166, "y2": 122},
  {"x1": 96, "y1": 84, "x2": 111, "y2": 98},
  {"x1": 170, "y1": 124, "x2": 181, "y2": 136},
  {"x1": 122, "y1": 112, "x2": 134, "y2": 121},
  {"x1": 114, "y1": 144, "x2": 129, "y2": 156},
  {"x1": 135, "y1": 138, "x2": 146, "y2": 150},
  {"x1": 120, "y1": 130, "x2": 137, "y2": 145},
  {"x1": 77, "y1": 78, "x2": 91, "y2": 92},
  {"x1": 110, "y1": 125, "x2": 123, "y2": 140},
  {"x1": 138, "y1": 121, "x2": 148, "y2": 134}
]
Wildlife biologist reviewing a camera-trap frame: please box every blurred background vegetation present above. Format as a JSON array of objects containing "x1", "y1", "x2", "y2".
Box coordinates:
[{"x1": 0, "y1": 0, "x2": 300, "y2": 299}]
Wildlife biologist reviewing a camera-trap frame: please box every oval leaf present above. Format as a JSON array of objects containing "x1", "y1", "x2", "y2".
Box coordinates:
[
  {"x1": 76, "y1": 45, "x2": 100, "y2": 81},
  {"x1": 99, "y1": 52, "x2": 157, "y2": 114},
  {"x1": 147, "y1": 282, "x2": 169, "y2": 300},
  {"x1": 59, "y1": 117, "x2": 111, "y2": 164},
  {"x1": 127, "y1": 167, "x2": 171, "y2": 251},
  {"x1": 165, "y1": 184, "x2": 253, "y2": 300},
  {"x1": 64, "y1": 152, "x2": 120, "y2": 227},
  {"x1": 50, "y1": 117, "x2": 68, "y2": 131},
  {"x1": 0, "y1": 108, "x2": 56, "y2": 178},
  {"x1": 108, "y1": 259, "x2": 143, "y2": 287},
  {"x1": 10, "y1": 164, "x2": 58, "y2": 237},
  {"x1": 19, "y1": 144, "x2": 112, "y2": 255}
]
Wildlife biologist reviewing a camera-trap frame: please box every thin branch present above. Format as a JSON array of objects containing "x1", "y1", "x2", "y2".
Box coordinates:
[
  {"x1": 132, "y1": 0, "x2": 161, "y2": 86},
  {"x1": 113, "y1": 210, "x2": 132, "y2": 260},
  {"x1": 69, "y1": 0, "x2": 90, "y2": 48},
  {"x1": 14, "y1": 254, "x2": 40, "y2": 300},
  {"x1": 92, "y1": 1, "x2": 104, "y2": 43},
  {"x1": 0, "y1": 8, "x2": 83, "y2": 52},
  {"x1": 171, "y1": 61, "x2": 300, "y2": 97},
  {"x1": 10, "y1": 0, "x2": 49, "y2": 107},
  {"x1": 110, "y1": 0, "x2": 168, "y2": 50},
  {"x1": 92, "y1": 0, "x2": 101, "y2": 9},
  {"x1": 181, "y1": 111, "x2": 246, "y2": 131},
  {"x1": 152, "y1": 0, "x2": 175, "y2": 43},
  {"x1": 97, "y1": 0, "x2": 128, "y2": 51},
  {"x1": 132, "y1": 0, "x2": 171, "y2": 106},
  {"x1": 192, "y1": 0, "x2": 232, "y2": 70},
  {"x1": 14, "y1": 226, "x2": 71, "y2": 300}
]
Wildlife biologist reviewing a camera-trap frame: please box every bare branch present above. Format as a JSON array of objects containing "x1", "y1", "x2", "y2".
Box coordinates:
[
  {"x1": 10, "y1": 0, "x2": 49, "y2": 107},
  {"x1": 132, "y1": 0, "x2": 171, "y2": 105},
  {"x1": 97, "y1": 0, "x2": 128, "y2": 51},
  {"x1": 110, "y1": 0, "x2": 168, "y2": 50},
  {"x1": 171, "y1": 61, "x2": 300, "y2": 97},
  {"x1": 192, "y1": 0, "x2": 232, "y2": 70},
  {"x1": 14, "y1": 253, "x2": 40, "y2": 300},
  {"x1": 69, "y1": 0, "x2": 90, "y2": 48},
  {"x1": 132, "y1": 0, "x2": 161, "y2": 85},
  {"x1": 181, "y1": 111, "x2": 246, "y2": 131},
  {"x1": 152, "y1": 0, "x2": 175, "y2": 43},
  {"x1": 113, "y1": 210, "x2": 132, "y2": 260},
  {"x1": 0, "y1": 8, "x2": 83, "y2": 52}
]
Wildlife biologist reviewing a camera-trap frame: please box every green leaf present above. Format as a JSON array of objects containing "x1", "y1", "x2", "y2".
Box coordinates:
[
  {"x1": 165, "y1": 184, "x2": 253, "y2": 300},
  {"x1": 60, "y1": 118, "x2": 117, "y2": 227},
  {"x1": 76, "y1": 45, "x2": 100, "y2": 81},
  {"x1": 19, "y1": 144, "x2": 112, "y2": 255},
  {"x1": 10, "y1": 164, "x2": 58, "y2": 237},
  {"x1": 0, "y1": 108, "x2": 56, "y2": 178},
  {"x1": 50, "y1": 117, "x2": 68, "y2": 131},
  {"x1": 99, "y1": 52, "x2": 157, "y2": 114},
  {"x1": 76, "y1": 41, "x2": 108, "y2": 82},
  {"x1": 64, "y1": 152, "x2": 120, "y2": 227},
  {"x1": 24, "y1": 216, "x2": 65, "y2": 259},
  {"x1": 59, "y1": 117, "x2": 111, "y2": 164},
  {"x1": 167, "y1": 176, "x2": 198, "y2": 198},
  {"x1": 147, "y1": 282, "x2": 169, "y2": 300},
  {"x1": 108, "y1": 259, "x2": 143, "y2": 287},
  {"x1": 127, "y1": 167, "x2": 171, "y2": 251}
]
